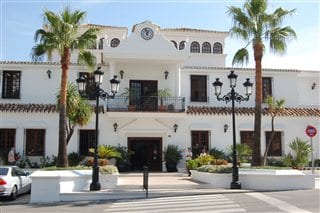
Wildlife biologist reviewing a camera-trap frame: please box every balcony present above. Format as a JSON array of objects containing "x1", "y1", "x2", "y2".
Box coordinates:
[{"x1": 107, "y1": 96, "x2": 185, "y2": 112}]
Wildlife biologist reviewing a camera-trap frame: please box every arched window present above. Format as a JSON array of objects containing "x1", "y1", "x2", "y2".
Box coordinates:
[
  {"x1": 179, "y1": 41, "x2": 186, "y2": 50},
  {"x1": 213, "y1": 42, "x2": 223, "y2": 54},
  {"x1": 98, "y1": 38, "x2": 104, "y2": 50},
  {"x1": 190, "y1": 41, "x2": 200, "y2": 53},
  {"x1": 171, "y1": 40, "x2": 177, "y2": 49},
  {"x1": 110, "y1": 38, "x2": 120, "y2": 48},
  {"x1": 202, "y1": 42, "x2": 211, "y2": 53}
]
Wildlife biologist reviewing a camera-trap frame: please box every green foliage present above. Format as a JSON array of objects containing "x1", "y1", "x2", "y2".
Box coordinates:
[
  {"x1": 114, "y1": 145, "x2": 129, "y2": 170},
  {"x1": 289, "y1": 137, "x2": 311, "y2": 167},
  {"x1": 196, "y1": 154, "x2": 214, "y2": 166},
  {"x1": 197, "y1": 165, "x2": 232, "y2": 174},
  {"x1": 25, "y1": 156, "x2": 56, "y2": 168},
  {"x1": 186, "y1": 159, "x2": 199, "y2": 170},
  {"x1": 120, "y1": 87, "x2": 136, "y2": 103},
  {"x1": 32, "y1": 7, "x2": 99, "y2": 167},
  {"x1": 227, "y1": 0, "x2": 296, "y2": 66},
  {"x1": 68, "y1": 152, "x2": 84, "y2": 166},
  {"x1": 209, "y1": 147, "x2": 225, "y2": 159},
  {"x1": 100, "y1": 165, "x2": 119, "y2": 174},
  {"x1": 42, "y1": 166, "x2": 91, "y2": 171},
  {"x1": 280, "y1": 153, "x2": 294, "y2": 167},
  {"x1": 89, "y1": 145, "x2": 121, "y2": 159},
  {"x1": 16, "y1": 159, "x2": 27, "y2": 168},
  {"x1": 230, "y1": 144, "x2": 253, "y2": 163},
  {"x1": 156, "y1": 88, "x2": 172, "y2": 106},
  {"x1": 164, "y1": 144, "x2": 182, "y2": 163}
]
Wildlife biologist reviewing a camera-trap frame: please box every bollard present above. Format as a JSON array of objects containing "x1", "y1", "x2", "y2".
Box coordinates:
[{"x1": 143, "y1": 166, "x2": 149, "y2": 198}]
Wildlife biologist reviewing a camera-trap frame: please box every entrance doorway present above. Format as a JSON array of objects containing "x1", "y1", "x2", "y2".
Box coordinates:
[{"x1": 128, "y1": 137, "x2": 162, "y2": 171}]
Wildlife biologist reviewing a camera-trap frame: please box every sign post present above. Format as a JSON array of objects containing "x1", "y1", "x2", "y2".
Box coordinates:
[{"x1": 306, "y1": 125, "x2": 317, "y2": 174}]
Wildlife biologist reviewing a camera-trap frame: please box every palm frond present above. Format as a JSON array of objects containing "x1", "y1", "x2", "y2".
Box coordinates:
[
  {"x1": 229, "y1": 26, "x2": 249, "y2": 40},
  {"x1": 232, "y1": 48, "x2": 249, "y2": 66},
  {"x1": 77, "y1": 51, "x2": 96, "y2": 69},
  {"x1": 268, "y1": 26, "x2": 296, "y2": 54},
  {"x1": 269, "y1": 8, "x2": 296, "y2": 27},
  {"x1": 76, "y1": 27, "x2": 100, "y2": 49},
  {"x1": 244, "y1": 0, "x2": 267, "y2": 19}
]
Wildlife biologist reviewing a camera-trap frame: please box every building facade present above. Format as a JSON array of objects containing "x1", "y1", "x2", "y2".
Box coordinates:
[{"x1": 0, "y1": 21, "x2": 319, "y2": 171}]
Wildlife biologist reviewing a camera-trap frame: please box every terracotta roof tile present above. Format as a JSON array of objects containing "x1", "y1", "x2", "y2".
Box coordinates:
[
  {"x1": 0, "y1": 103, "x2": 105, "y2": 114},
  {"x1": 187, "y1": 106, "x2": 320, "y2": 117},
  {"x1": 0, "y1": 103, "x2": 58, "y2": 113},
  {"x1": 0, "y1": 61, "x2": 77, "y2": 66}
]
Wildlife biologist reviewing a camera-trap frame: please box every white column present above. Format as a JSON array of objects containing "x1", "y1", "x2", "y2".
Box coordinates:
[{"x1": 175, "y1": 64, "x2": 181, "y2": 96}]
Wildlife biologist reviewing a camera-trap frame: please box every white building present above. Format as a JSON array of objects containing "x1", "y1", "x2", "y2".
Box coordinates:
[{"x1": 0, "y1": 21, "x2": 319, "y2": 171}]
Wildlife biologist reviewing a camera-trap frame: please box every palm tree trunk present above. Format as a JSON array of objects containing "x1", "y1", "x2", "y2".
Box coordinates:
[
  {"x1": 252, "y1": 42, "x2": 263, "y2": 166},
  {"x1": 263, "y1": 116, "x2": 275, "y2": 166},
  {"x1": 56, "y1": 46, "x2": 70, "y2": 167}
]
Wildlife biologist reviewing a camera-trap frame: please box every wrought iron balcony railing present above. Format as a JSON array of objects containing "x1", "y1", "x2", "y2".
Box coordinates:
[{"x1": 106, "y1": 96, "x2": 185, "y2": 112}]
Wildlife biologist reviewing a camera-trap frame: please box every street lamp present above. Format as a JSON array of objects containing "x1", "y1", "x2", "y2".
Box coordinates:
[
  {"x1": 212, "y1": 70, "x2": 253, "y2": 189},
  {"x1": 76, "y1": 67, "x2": 120, "y2": 191}
]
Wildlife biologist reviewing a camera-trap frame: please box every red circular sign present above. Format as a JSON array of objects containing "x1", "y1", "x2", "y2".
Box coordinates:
[{"x1": 306, "y1": 125, "x2": 317, "y2": 138}]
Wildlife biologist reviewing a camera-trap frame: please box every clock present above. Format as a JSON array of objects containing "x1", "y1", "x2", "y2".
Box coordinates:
[{"x1": 140, "y1": 27, "x2": 154, "y2": 40}]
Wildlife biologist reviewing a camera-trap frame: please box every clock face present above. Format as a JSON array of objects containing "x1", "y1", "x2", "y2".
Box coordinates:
[{"x1": 140, "y1": 27, "x2": 154, "y2": 40}]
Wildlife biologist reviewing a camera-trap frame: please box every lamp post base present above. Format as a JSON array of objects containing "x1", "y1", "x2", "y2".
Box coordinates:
[
  {"x1": 90, "y1": 182, "x2": 101, "y2": 191},
  {"x1": 90, "y1": 166, "x2": 101, "y2": 191},
  {"x1": 230, "y1": 181, "x2": 241, "y2": 189}
]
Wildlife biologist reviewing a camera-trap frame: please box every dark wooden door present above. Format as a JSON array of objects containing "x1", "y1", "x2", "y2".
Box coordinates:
[{"x1": 128, "y1": 137, "x2": 162, "y2": 171}]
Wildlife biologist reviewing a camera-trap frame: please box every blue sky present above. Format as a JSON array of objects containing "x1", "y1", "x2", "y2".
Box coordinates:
[{"x1": 0, "y1": 0, "x2": 319, "y2": 70}]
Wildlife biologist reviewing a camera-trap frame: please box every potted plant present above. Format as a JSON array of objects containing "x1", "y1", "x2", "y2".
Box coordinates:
[
  {"x1": 157, "y1": 88, "x2": 172, "y2": 111},
  {"x1": 164, "y1": 144, "x2": 182, "y2": 172},
  {"x1": 229, "y1": 143, "x2": 252, "y2": 166},
  {"x1": 121, "y1": 87, "x2": 136, "y2": 111}
]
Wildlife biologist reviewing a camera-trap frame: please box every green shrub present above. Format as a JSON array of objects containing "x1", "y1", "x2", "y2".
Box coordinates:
[
  {"x1": 289, "y1": 137, "x2": 311, "y2": 167},
  {"x1": 197, "y1": 165, "x2": 232, "y2": 173},
  {"x1": 68, "y1": 152, "x2": 84, "y2": 166},
  {"x1": 164, "y1": 144, "x2": 182, "y2": 163},
  {"x1": 186, "y1": 159, "x2": 199, "y2": 170},
  {"x1": 16, "y1": 158, "x2": 27, "y2": 168},
  {"x1": 280, "y1": 153, "x2": 294, "y2": 167},
  {"x1": 209, "y1": 148, "x2": 225, "y2": 159},
  {"x1": 100, "y1": 165, "x2": 119, "y2": 174},
  {"x1": 196, "y1": 154, "x2": 214, "y2": 166},
  {"x1": 89, "y1": 145, "x2": 121, "y2": 159},
  {"x1": 229, "y1": 144, "x2": 252, "y2": 163},
  {"x1": 267, "y1": 158, "x2": 285, "y2": 167},
  {"x1": 114, "y1": 145, "x2": 129, "y2": 171}
]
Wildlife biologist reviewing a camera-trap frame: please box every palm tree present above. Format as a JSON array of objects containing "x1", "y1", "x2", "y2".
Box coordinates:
[
  {"x1": 32, "y1": 7, "x2": 99, "y2": 167},
  {"x1": 57, "y1": 83, "x2": 92, "y2": 145},
  {"x1": 263, "y1": 96, "x2": 285, "y2": 166},
  {"x1": 227, "y1": 0, "x2": 296, "y2": 166}
]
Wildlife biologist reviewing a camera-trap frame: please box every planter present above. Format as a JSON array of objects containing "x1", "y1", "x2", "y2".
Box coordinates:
[
  {"x1": 165, "y1": 162, "x2": 178, "y2": 172},
  {"x1": 100, "y1": 174, "x2": 118, "y2": 189},
  {"x1": 191, "y1": 169, "x2": 315, "y2": 190},
  {"x1": 30, "y1": 170, "x2": 119, "y2": 203}
]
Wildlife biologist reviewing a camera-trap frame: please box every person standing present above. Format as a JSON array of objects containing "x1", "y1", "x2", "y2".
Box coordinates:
[
  {"x1": 185, "y1": 147, "x2": 193, "y2": 176},
  {"x1": 8, "y1": 147, "x2": 16, "y2": 165}
]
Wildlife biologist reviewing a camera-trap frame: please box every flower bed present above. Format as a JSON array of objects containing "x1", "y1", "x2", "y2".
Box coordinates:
[{"x1": 191, "y1": 167, "x2": 315, "y2": 191}]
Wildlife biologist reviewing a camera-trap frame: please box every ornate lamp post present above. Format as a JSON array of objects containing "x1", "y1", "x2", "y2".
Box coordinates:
[
  {"x1": 212, "y1": 70, "x2": 253, "y2": 189},
  {"x1": 77, "y1": 67, "x2": 120, "y2": 191}
]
